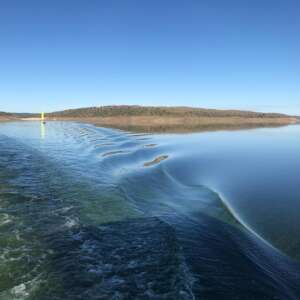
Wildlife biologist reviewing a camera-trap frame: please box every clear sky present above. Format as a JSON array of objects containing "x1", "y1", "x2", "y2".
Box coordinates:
[{"x1": 0, "y1": 0, "x2": 299, "y2": 114}]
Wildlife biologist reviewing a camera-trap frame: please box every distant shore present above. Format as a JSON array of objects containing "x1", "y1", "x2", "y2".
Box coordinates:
[
  {"x1": 1, "y1": 106, "x2": 299, "y2": 132},
  {"x1": 0, "y1": 116, "x2": 18, "y2": 122},
  {"x1": 46, "y1": 105, "x2": 299, "y2": 132},
  {"x1": 47, "y1": 116, "x2": 297, "y2": 133}
]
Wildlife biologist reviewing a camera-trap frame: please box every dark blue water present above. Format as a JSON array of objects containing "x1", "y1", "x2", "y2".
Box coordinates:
[{"x1": 0, "y1": 121, "x2": 300, "y2": 299}]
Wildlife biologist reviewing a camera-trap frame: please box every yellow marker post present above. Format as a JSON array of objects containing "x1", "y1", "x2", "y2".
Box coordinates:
[
  {"x1": 40, "y1": 121, "x2": 45, "y2": 139},
  {"x1": 40, "y1": 112, "x2": 46, "y2": 139}
]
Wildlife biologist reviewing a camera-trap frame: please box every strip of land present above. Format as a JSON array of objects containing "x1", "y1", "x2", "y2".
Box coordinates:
[
  {"x1": 0, "y1": 113, "x2": 18, "y2": 122},
  {"x1": 0, "y1": 112, "x2": 38, "y2": 122},
  {"x1": 47, "y1": 106, "x2": 299, "y2": 133},
  {"x1": 1, "y1": 106, "x2": 299, "y2": 133}
]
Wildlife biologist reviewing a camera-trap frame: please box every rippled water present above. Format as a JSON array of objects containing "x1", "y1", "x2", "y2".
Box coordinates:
[{"x1": 0, "y1": 121, "x2": 300, "y2": 299}]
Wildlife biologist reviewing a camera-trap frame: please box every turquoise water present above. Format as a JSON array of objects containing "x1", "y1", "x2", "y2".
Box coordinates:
[{"x1": 0, "y1": 121, "x2": 300, "y2": 299}]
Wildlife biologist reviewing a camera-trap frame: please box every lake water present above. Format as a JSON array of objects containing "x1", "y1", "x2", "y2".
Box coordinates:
[{"x1": 0, "y1": 121, "x2": 300, "y2": 299}]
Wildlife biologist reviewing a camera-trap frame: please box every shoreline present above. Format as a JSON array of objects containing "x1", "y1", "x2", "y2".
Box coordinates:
[
  {"x1": 0, "y1": 116, "x2": 18, "y2": 122},
  {"x1": 1, "y1": 106, "x2": 299, "y2": 133},
  {"x1": 45, "y1": 116, "x2": 299, "y2": 133},
  {"x1": 1, "y1": 114, "x2": 299, "y2": 133}
]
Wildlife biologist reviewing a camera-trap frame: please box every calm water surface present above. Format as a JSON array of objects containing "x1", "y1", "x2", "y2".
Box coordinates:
[{"x1": 0, "y1": 121, "x2": 300, "y2": 299}]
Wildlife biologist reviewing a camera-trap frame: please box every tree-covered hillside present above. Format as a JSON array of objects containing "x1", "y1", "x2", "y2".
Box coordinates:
[{"x1": 49, "y1": 105, "x2": 288, "y2": 119}]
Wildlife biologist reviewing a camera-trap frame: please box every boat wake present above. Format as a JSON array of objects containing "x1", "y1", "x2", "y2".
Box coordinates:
[{"x1": 0, "y1": 121, "x2": 300, "y2": 299}]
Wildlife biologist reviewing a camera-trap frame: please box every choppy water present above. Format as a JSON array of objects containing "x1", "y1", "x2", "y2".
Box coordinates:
[{"x1": 0, "y1": 121, "x2": 300, "y2": 299}]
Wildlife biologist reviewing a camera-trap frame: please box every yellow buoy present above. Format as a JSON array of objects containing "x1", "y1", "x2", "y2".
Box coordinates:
[
  {"x1": 40, "y1": 122, "x2": 45, "y2": 139},
  {"x1": 41, "y1": 112, "x2": 45, "y2": 121}
]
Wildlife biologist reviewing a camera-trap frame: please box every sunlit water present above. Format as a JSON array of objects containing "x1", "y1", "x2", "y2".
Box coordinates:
[{"x1": 0, "y1": 121, "x2": 300, "y2": 299}]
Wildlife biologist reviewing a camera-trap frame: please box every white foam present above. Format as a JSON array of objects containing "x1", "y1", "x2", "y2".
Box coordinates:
[
  {"x1": 10, "y1": 283, "x2": 29, "y2": 299},
  {"x1": 64, "y1": 217, "x2": 78, "y2": 228},
  {"x1": 0, "y1": 213, "x2": 12, "y2": 227}
]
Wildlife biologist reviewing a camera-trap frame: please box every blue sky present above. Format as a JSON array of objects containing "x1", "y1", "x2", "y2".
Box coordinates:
[{"x1": 0, "y1": 0, "x2": 299, "y2": 114}]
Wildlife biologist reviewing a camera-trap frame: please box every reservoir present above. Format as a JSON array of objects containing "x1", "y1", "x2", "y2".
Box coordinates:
[{"x1": 1, "y1": 121, "x2": 300, "y2": 299}]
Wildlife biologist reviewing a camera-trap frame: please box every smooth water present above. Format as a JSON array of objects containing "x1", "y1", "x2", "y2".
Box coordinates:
[{"x1": 0, "y1": 121, "x2": 300, "y2": 299}]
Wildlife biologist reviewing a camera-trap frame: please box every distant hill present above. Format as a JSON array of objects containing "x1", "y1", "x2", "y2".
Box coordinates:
[
  {"x1": 1, "y1": 106, "x2": 297, "y2": 132},
  {"x1": 47, "y1": 105, "x2": 297, "y2": 132},
  {"x1": 49, "y1": 105, "x2": 289, "y2": 119}
]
